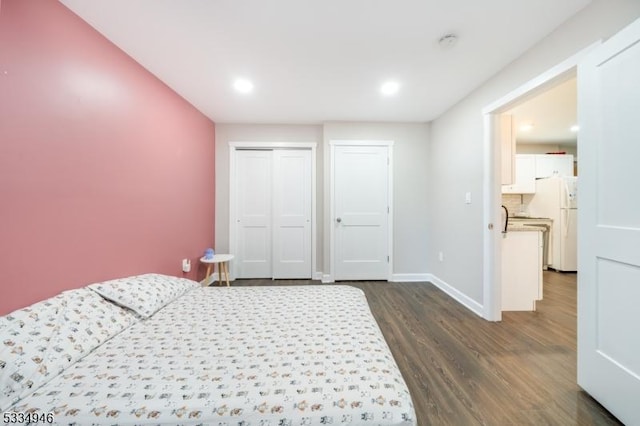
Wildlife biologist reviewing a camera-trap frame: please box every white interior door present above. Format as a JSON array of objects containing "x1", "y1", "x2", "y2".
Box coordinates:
[
  {"x1": 578, "y1": 17, "x2": 640, "y2": 425},
  {"x1": 272, "y1": 149, "x2": 312, "y2": 278},
  {"x1": 236, "y1": 150, "x2": 272, "y2": 278},
  {"x1": 333, "y1": 144, "x2": 390, "y2": 280}
]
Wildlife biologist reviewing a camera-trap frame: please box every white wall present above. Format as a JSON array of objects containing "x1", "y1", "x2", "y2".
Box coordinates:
[
  {"x1": 322, "y1": 122, "x2": 430, "y2": 279},
  {"x1": 427, "y1": 0, "x2": 640, "y2": 305},
  {"x1": 215, "y1": 122, "x2": 430, "y2": 279}
]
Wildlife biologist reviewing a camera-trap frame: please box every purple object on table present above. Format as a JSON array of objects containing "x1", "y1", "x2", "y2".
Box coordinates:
[{"x1": 204, "y1": 248, "x2": 214, "y2": 259}]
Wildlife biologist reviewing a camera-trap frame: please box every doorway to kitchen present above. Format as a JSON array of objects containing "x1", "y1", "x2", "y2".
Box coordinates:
[
  {"x1": 485, "y1": 20, "x2": 640, "y2": 423},
  {"x1": 482, "y1": 43, "x2": 596, "y2": 321},
  {"x1": 500, "y1": 76, "x2": 578, "y2": 313}
]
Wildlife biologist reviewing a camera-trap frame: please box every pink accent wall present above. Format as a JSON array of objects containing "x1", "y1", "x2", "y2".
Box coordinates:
[{"x1": 0, "y1": 0, "x2": 215, "y2": 314}]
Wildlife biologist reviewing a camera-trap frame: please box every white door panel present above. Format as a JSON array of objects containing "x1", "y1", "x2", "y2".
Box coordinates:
[
  {"x1": 239, "y1": 227, "x2": 270, "y2": 263},
  {"x1": 273, "y1": 150, "x2": 312, "y2": 278},
  {"x1": 236, "y1": 151, "x2": 272, "y2": 278},
  {"x1": 341, "y1": 226, "x2": 385, "y2": 261},
  {"x1": 596, "y1": 259, "x2": 640, "y2": 374},
  {"x1": 277, "y1": 227, "x2": 305, "y2": 259},
  {"x1": 578, "y1": 17, "x2": 640, "y2": 425},
  {"x1": 334, "y1": 145, "x2": 390, "y2": 280}
]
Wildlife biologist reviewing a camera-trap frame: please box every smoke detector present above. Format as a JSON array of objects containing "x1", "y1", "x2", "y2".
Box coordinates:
[{"x1": 438, "y1": 33, "x2": 458, "y2": 49}]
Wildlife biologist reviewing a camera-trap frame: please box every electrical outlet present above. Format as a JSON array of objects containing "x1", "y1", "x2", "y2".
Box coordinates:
[
  {"x1": 182, "y1": 259, "x2": 191, "y2": 273},
  {"x1": 465, "y1": 192, "x2": 472, "y2": 204},
  {"x1": 438, "y1": 252, "x2": 444, "y2": 262}
]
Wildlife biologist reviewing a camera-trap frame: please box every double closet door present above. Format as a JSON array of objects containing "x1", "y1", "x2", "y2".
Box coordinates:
[{"x1": 235, "y1": 149, "x2": 312, "y2": 279}]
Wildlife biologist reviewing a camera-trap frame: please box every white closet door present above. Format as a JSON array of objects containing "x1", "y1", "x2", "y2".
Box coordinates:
[
  {"x1": 236, "y1": 150, "x2": 272, "y2": 278},
  {"x1": 272, "y1": 150, "x2": 312, "y2": 279}
]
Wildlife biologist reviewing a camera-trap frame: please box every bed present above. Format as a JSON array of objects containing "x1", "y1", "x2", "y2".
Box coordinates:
[{"x1": 1, "y1": 274, "x2": 416, "y2": 425}]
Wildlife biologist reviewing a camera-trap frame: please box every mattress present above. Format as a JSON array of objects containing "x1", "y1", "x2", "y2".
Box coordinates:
[{"x1": 9, "y1": 285, "x2": 416, "y2": 425}]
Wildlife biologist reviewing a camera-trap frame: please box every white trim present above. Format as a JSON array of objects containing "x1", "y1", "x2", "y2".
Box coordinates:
[
  {"x1": 313, "y1": 272, "x2": 323, "y2": 281},
  {"x1": 230, "y1": 141, "x2": 317, "y2": 149},
  {"x1": 228, "y1": 141, "x2": 317, "y2": 280},
  {"x1": 310, "y1": 147, "x2": 317, "y2": 283},
  {"x1": 483, "y1": 114, "x2": 502, "y2": 322},
  {"x1": 330, "y1": 140, "x2": 395, "y2": 147},
  {"x1": 481, "y1": 41, "x2": 601, "y2": 321},
  {"x1": 428, "y1": 274, "x2": 484, "y2": 318},
  {"x1": 387, "y1": 147, "x2": 394, "y2": 281},
  {"x1": 390, "y1": 273, "x2": 430, "y2": 282},
  {"x1": 329, "y1": 146, "x2": 335, "y2": 282},
  {"x1": 229, "y1": 146, "x2": 237, "y2": 279},
  {"x1": 329, "y1": 140, "x2": 394, "y2": 282},
  {"x1": 481, "y1": 42, "x2": 600, "y2": 114}
]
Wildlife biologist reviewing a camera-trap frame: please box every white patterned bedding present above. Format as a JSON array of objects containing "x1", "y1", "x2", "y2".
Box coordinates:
[{"x1": 8, "y1": 285, "x2": 416, "y2": 425}]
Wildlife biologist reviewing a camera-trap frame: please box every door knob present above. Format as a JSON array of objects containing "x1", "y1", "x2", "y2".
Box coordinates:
[{"x1": 336, "y1": 217, "x2": 342, "y2": 223}]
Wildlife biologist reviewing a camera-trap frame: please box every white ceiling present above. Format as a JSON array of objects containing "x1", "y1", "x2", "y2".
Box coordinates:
[
  {"x1": 509, "y1": 77, "x2": 577, "y2": 145},
  {"x1": 59, "y1": 0, "x2": 591, "y2": 124}
]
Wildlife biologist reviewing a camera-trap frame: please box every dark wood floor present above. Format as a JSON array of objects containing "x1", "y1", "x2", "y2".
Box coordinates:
[{"x1": 229, "y1": 272, "x2": 620, "y2": 425}]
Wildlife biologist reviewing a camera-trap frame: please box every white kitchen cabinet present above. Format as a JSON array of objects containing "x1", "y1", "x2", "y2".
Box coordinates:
[
  {"x1": 502, "y1": 229, "x2": 543, "y2": 311},
  {"x1": 502, "y1": 154, "x2": 536, "y2": 194},
  {"x1": 534, "y1": 154, "x2": 574, "y2": 178}
]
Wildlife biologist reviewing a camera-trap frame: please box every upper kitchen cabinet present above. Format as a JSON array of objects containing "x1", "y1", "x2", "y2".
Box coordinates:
[
  {"x1": 502, "y1": 154, "x2": 536, "y2": 194},
  {"x1": 502, "y1": 154, "x2": 574, "y2": 194},
  {"x1": 534, "y1": 154, "x2": 574, "y2": 178}
]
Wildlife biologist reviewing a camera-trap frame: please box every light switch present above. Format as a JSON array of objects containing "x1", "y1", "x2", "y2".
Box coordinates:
[{"x1": 465, "y1": 192, "x2": 472, "y2": 204}]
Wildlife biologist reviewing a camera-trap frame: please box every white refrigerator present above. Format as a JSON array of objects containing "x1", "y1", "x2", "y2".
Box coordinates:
[{"x1": 528, "y1": 176, "x2": 578, "y2": 272}]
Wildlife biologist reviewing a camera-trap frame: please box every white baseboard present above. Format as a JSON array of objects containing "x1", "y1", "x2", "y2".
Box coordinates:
[
  {"x1": 201, "y1": 270, "x2": 482, "y2": 319},
  {"x1": 320, "y1": 273, "x2": 429, "y2": 284},
  {"x1": 426, "y1": 274, "x2": 484, "y2": 318},
  {"x1": 203, "y1": 273, "x2": 323, "y2": 285},
  {"x1": 390, "y1": 273, "x2": 430, "y2": 282}
]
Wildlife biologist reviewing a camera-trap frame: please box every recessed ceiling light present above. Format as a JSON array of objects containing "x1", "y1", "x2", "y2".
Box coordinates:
[
  {"x1": 570, "y1": 125, "x2": 580, "y2": 132},
  {"x1": 233, "y1": 78, "x2": 254, "y2": 94},
  {"x1": 380, "y1": 81, "x2": 400, "y2": 96},
  {"x1": 520, "y1": 123, "x2": 534, "y2": 132}
]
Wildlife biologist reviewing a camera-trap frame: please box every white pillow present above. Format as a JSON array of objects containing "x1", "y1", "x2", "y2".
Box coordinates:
[
  {"x1": 88, "y1": 273, "x2": 199, "y2": 318},
  {"x1": 0, "y1": 288, "x2": 136, "y2": 410}
]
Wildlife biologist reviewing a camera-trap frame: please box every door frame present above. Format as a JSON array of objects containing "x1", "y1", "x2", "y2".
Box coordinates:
[
  {"x1": 229, "y1": 141, "x2": 317, "y2": 280},
  {"x1": 481, "y1": 42, "x2": 600, "y2": 321},
  {"x1": 329, "y1": 140, "x2": 394, "y2": 282}
]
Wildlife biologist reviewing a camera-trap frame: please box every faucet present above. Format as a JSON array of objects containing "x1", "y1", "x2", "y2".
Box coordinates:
[{"x1": 501, "y1": 205, "x2": 509, "y2": 234}]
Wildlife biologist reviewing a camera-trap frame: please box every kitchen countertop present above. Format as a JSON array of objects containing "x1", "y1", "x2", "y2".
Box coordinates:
[
  {"x1": 507, "y1": 216, "x2": 552, "y2": 233},
  {"x1": 506, "y1": 224, "x2": 545, "y2": 232},
  {"x1": 509, "y1": 216, "x2": 553, "y2": 222}
]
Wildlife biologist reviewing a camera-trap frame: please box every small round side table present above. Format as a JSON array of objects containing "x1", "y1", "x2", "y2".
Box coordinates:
[{"x1": 200, "y1": 254, "x2": 234, "y2": 287}]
